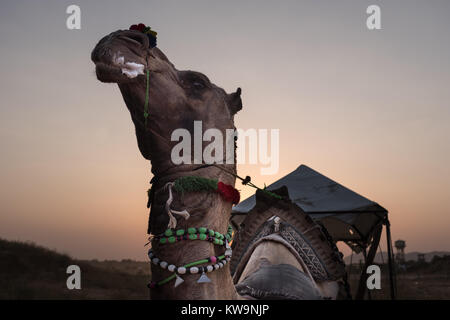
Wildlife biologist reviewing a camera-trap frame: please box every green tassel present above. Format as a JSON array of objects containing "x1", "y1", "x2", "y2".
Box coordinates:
[
  {"x1": 260, "y1": 189, "x2": 283, "y2": 200},
  {"x1": 173, "y1": 176, "x2": 218, "y2": 194}
]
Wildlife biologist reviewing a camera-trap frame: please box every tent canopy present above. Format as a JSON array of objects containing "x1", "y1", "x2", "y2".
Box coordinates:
[{"x1": 232, "y1": 165, "x2": 388, "y2": 249}]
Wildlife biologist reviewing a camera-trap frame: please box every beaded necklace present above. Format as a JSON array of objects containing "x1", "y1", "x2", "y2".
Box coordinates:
[
  {"x1": 153, "y1": 225, "x2": 233, "y2": 246},
  {"x1": 148, "y1": 249, "x2": 232, "y2": 288}
]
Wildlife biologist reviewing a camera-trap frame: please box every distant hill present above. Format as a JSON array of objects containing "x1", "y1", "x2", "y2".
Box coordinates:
[
  {"x1": 0, "y1": 238, "x2": 150, "y2": 299},
  {"x1": 344, "y1": 251, "x2": 450, "y2": 264}
]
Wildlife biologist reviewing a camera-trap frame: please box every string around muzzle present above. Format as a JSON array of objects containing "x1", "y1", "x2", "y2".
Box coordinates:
[{"x1": 128, "y1": 24, "x2": 157, "y2": 126}]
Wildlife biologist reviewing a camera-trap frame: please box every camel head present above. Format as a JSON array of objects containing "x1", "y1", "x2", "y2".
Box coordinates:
[{"x1": 91, "y1": 29, "x2": 243, "y2": 176}]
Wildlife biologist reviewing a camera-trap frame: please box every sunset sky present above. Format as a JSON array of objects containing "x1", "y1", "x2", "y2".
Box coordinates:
[{"x1": 1, "y1": 0, "x2": 449, "y2": 260}]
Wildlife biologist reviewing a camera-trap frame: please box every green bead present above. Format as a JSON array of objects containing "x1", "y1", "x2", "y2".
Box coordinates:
[
  {"x1": 198, "y1": 227, "x2": 207, "y2": 234},
  {"x1": 168, "y1": 236, "x2": 176, "y2": 243},
  {"x1": 159, "y1": 238, "x2": 167, "y2": 244},
  {"x1": 189, "y1": 234, "x2": 198, "y2": 240},
  {"x1": 214, "y1": 238, "x2": 220, "y2": 245},
  {"x1": 176, "y1": 229, "x2": 185, "y2": 236},
  {"x1": 199, "y1": 234, "x2": 207, "y2": 241},
  {"x1": 188, "y1": 227, "x2": 197, "y2": 234},
  {"x1": 219, "y1": 239, "x2": 224, "y2": 246},
  {"x1": 164, "y1": 229, "x2": 173, "y2": 237},
  {"x1": 214, "y1": 231, "x2": 221, "y2": 239},
  {"x1": 209, "y1": 230, "x2": 215, "y2": 236}
]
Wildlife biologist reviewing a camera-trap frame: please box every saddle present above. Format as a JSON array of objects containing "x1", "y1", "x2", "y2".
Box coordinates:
[
  {"x1": 230, "y1": 187, "x2": 348, "y2": 300},
  {"x1": 236, "y1": 263, "x2": 321, "y2": 300}
]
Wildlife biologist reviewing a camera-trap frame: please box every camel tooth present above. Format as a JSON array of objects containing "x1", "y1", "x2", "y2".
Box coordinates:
[{"x1": 114, "y1": 55, "x2": 124, "y2": 65}]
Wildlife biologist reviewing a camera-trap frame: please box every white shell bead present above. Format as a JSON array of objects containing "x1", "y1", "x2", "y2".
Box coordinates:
[
  {"x1": 178, "y1": 267, "x2": 186, "y2": 274},
  {"x1": 168, "y1": 264, "x2": 176, "y2": 272},
  {"x1": 219, "y1": 262, "x2": 224, "y2": 268},
  {"x1": 206, "y1": 265, "x2": 214, "y2": 272},
  {"x1": 214, "y1": 264, "x2": 219, "y2": 270},
  {"x1": 190, "y1": 267, "x2": 199, "y2": 274},
  {"x1": 160, "y1": 261, "x2": 168, "y2": 269},
  {"x1": 152, "y1": 258, "x2": 160, "y2": 265}
]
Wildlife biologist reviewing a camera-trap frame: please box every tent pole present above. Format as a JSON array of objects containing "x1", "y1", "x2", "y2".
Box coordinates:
[
  {"x1": 363, "y1": 250, "x2": 372, "y2": 300},
  {"x1": 355, "y1": 224, "x2": 382, "y2": 300},
  {"x1": 348, "y1": 251, "x2": 353, "y2": 279},
  {"x1": 385, "y1": 217, "x2": 396, "y2": 300}
]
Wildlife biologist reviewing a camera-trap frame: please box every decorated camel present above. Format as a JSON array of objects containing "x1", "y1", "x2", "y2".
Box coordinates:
[{"x1": 91, "y1": 24, "x2": 348, "y2": 300}]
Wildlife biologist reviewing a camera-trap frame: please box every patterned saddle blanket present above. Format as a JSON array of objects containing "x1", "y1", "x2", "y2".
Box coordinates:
[{"x1": 231, "y1": 187, "x2": 347, "y2": 299}]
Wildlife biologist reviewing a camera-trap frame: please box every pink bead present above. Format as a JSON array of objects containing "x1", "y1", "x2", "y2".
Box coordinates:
[{"x1": 210, "y1": 256, "x2": 217, "y2": 263}]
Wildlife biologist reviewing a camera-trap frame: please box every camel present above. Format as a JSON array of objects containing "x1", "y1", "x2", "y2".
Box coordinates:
[{"x1": 91, "y1": 27, "x2": 348, "y2": 300}]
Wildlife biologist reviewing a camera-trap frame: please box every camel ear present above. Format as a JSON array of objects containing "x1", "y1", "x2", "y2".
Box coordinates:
[{"x1": 227, "y1": 87, "x2": 243, "y2": 115}]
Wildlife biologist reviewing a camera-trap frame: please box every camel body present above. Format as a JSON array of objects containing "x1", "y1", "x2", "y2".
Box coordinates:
[{"x1": 91, "y1": 29, "x2": 347, "y2": 300}]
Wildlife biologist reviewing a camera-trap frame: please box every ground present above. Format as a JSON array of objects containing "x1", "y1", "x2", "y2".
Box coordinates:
[
  {"x1": 346, "y1": 256, "x2": 450, "y2": 299},
  {"x1": 1, "y1": 238, "x2": 449, "y2": 299},
  {"x1": 0, "y1": 238, "x2": 150, "y2": 299}
]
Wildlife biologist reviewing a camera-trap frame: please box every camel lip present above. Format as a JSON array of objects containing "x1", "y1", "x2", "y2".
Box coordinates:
[
  {"x1": 94, "y1": 62, "x2": 127, "y2": 82},
  {"x1": 95, "y1": 61, "x2": 122, "y2": 72}
]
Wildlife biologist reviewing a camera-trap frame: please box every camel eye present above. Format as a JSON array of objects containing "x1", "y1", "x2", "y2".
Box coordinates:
[
  {"x1": 179, "y1": 71, "x2": 209, "y2": 93},
  {"x1": 192, "y1": 81, "x2": 205, "y2": 89}
]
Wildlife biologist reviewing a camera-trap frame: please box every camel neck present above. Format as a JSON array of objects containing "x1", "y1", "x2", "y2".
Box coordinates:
[{"x1": 148, "y1": 167, "x2": 240, "y2": 299}]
